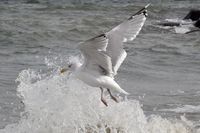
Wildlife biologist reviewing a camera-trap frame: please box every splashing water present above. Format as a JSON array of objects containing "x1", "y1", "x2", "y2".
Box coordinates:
[{"x1": 0, "y1": 57, "x2": 198, "y2": 133}]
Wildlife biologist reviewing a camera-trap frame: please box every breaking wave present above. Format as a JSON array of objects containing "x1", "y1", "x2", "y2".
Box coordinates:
[{"x1": 0, "y1": 57, "x2": 199, "y2": 133}]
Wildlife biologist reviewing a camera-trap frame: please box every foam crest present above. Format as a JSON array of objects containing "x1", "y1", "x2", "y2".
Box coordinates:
[{"x1": 0, "y1": 62, "x2": 198, "y2": 133}]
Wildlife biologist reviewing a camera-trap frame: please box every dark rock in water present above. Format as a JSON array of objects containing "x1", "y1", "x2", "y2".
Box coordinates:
[
  {"x1": 194, "y1": 20, "x2": 200, "y2": 28},
  {"x1": 183, "y1": 9, "x2": 200, "y2": 21},
  {"x1": 158, "y1": 9, "x2": 200, "y2": 30},
  {"x1": 157, "y1": 22, "x2": 180, "y2": 27},
  {"x1": 195, "y1": 19, "x2": 200, "y2": 27}
]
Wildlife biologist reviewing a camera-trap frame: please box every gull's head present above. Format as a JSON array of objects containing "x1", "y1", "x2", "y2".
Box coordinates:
[
  {"x1": 60, "y1": 63, "x2": 76, "y2": 74},
  {"x1": 67, "y1": 63, "x2": 77, "y2": 71},
  {"x1": 60, "y1": 59, "x2": 82, "y2": 74}
]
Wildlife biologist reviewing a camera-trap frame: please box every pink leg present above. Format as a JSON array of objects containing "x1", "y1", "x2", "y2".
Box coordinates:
[
  {"x1": 100, "y1": 87, "x2": 108, "y2": 106},
  {"x1": 107, "y1": 89, "x2": 119, "y2": 103}
]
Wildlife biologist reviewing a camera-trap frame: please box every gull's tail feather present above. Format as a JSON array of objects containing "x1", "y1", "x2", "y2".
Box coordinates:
[
  {"x1": 101, "y1": 77, "x2": 129, "y2": 95},
  {"x1": 118, "y1": 88, "x2": 129, "y2": 95}
]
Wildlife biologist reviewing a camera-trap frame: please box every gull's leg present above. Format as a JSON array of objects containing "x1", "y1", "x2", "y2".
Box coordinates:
[
  {"x1": 100, "y1": 87, "x2": 108, "y2": 106},
  {"x1": 107, "y1": 88, "x2": 119, "y2": 103}
]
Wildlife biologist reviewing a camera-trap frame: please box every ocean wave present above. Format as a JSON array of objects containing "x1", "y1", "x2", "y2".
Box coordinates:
[
  {"x1": 160, "y1": 105, "x2": 200, "y2": 113},
  {"x1": 0, "y1": 57, "x2": 198, "y2": 133}
]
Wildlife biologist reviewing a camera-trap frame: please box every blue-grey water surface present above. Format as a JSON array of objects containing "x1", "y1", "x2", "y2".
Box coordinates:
[{"x1": 0, "y1": 0, "x2": 200, "y2": 131}]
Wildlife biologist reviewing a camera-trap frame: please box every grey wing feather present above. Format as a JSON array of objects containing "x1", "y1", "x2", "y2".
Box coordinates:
[
  {"x1": 106, "y1": 5, "x2": 148, "y2": 75},
  {"x1": 78, "y1": 4, "x2": 148, "y2": 76},
  {"x1": 78, "y1": 34, "x2": 113, "y2": 75},
  {"x1": 79, "y1": 34, "x2": 108, "y2": 51}
]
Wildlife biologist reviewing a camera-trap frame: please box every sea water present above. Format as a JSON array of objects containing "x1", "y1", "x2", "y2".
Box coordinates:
[{"x1": 0, "y1": 0, "x2": 200, "y2": 132}]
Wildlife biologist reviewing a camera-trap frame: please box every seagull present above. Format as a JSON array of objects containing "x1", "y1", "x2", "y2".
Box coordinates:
[{"x1": 61, "y1": 4, "x2": 149, "y2": 106}]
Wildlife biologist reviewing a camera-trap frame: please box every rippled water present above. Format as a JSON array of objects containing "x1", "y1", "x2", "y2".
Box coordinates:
[{"x1": 0, "y1": 0, "x2": 200, "y2": 132}]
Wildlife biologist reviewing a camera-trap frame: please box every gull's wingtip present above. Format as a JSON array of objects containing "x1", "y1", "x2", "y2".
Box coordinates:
[
  {"x1": 130, "y1": 3, "x2": 150, "y2": 19},
  {"x1": 145, "y1": 3, "x2": 151, "y2": 9},
  {"x1": 143, "y1": 3, "x2": 150, "y2": 17}
]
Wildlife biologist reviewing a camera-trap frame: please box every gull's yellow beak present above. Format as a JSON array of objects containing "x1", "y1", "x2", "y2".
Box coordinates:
[{"x1": 60, "y1": 68, "x2": 68, "y2": 74}]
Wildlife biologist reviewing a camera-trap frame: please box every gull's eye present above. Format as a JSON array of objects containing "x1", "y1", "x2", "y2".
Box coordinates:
[{"x1": 68, "y1": 64, "x2": 72, "y2": 68}]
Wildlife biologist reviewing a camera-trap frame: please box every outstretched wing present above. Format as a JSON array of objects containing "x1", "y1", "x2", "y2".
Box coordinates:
[
  {"x1": 78, "y1": 34, "x2": 113, "y2": 75},
  {"x1": 106, "y1": 4, "x2": 149, "y2": 75},
  {"x1": 78, "y1": 4, "x2": 149, "y2": 76}
]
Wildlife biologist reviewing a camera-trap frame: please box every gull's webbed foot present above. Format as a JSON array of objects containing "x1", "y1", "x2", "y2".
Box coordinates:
[
  {"x1": 101, "y1": 98, "x2": 108, "y2": 106},
  {"x1": 107, "y1": 88, "x2": 119, "y2": 103},
  {"x1": 111, "y1": 95, "x2": 119, "y2": 103}
]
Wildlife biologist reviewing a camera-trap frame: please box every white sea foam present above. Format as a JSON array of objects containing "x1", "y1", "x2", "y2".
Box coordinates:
[
  {"x1": 156, "y1": 18, "x2": 194, "y2": 34},
  {"x1": 0, "y1": 58, "x2": 199, "y2": 133}
]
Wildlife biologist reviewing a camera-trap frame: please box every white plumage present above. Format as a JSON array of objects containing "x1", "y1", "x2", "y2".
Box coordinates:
[{"x1": 61, "y1": 4, "x2": 149, "y2": 106}]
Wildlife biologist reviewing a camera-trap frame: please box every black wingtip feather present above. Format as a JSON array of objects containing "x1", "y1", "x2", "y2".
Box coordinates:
[
  {"x1": 89, "y1": 33, "x2": 107, "y2": 41},
  {"x1": 128, "y1": 4, "x2": 150, "y2": 20},
  {"x1": 96, "y1": 33, "x2": 106, "y2": 38}
]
